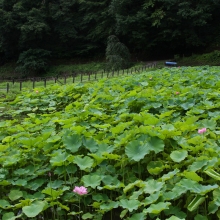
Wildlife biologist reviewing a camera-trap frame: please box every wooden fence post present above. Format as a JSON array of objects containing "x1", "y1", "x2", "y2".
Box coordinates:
[
  {"x1": 33, "y1": 78, "x2": 35, "y2": 89},
  {"x1": 20, "y1": 81, "x2": 22, "y2": 91},
  {"x1": 7, "y1": 83, "x2": 9, "y2": 93}
]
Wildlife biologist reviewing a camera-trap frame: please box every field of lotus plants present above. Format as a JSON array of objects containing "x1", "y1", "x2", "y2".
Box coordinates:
[{"x1": 0, "y1": 66, "x2": 220, "y2": 220}]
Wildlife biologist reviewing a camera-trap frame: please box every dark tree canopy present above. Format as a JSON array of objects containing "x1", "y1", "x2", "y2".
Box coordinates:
[{"x1": 0, "y1": 0, "x2": 220, "y2": 74}]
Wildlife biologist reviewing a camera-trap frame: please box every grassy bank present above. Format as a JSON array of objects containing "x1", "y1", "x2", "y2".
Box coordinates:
[{"x1": 1, "y1": 50, "x2": 220, "y2": 79}]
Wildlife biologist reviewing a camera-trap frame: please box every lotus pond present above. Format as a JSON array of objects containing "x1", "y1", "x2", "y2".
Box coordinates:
[{"x1": 0, "y1": 66, "x2": 220, "y2": 220}]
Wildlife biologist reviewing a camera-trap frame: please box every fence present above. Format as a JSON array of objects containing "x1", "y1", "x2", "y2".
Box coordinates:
[{"x1": 0, "y1": 63, "x2": 157, "y2": 93}]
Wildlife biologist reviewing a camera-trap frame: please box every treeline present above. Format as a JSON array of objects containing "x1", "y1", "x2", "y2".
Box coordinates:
[{"x1": 0, "y1": 0, "x2": 220, "y2": 75}]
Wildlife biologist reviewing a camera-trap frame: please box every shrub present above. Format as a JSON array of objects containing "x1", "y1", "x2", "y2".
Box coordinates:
[{"x1": 15, "y1": 49, "x2": 51, "y2": 77}]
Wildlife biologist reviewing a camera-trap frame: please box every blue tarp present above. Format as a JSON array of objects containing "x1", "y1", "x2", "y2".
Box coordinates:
[{"x1": 165, "y1": 61, "x2": 177, "y2": 65}]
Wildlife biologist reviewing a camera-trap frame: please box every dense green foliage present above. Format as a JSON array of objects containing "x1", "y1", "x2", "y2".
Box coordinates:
[
  {"x1": 175, "y1": 50, "x2": 220, "y2": 66},
  {"x1": 106, "y1": 35, "x2": 131, "y2": 70},
  {"x1": 1, "y1": 66, "x2": 220, "y2": 219},
  {"x1": 0, "y1": 0, "x2": 220, "y2": 75}
]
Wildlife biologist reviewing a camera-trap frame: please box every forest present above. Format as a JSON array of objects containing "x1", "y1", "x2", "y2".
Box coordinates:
[{"x1": 0, "y1": 0, "x2": 220, "y2": 75}]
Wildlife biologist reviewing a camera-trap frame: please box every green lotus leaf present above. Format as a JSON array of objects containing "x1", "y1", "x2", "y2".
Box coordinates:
[
  {"x1": 166, "y1": 216, "x2": 185, "y2": 220},
  {"x1": 27, "y1": 179, "x2": 46, "y2": 190},
  {"x1": 13, "y1": 179, "x2": 27, "y2": 186},
  {"x1": 0, "y1": 144, "x2": 9, "y2": 152},
  {"x1": 143, "y1": 114, "x2": 159, "y2": 125},
  {"x1": 188, "y1": 160, "x2": 208, "y2": 172},
  {"x1": 102, "y1": 152, "x2": 121, "y2": 160},
  {"x1": 125, "y1": 140, "x2": 149, "y2": 161},
  {"x1": 82, "y1": 174, "x2": 102, "y2": 188},
  {"x1": 147, "y1": 161, "x2": 164, "y2": 175},
  {"x1": 3, "y1": 156, "x2": 19, "y2": 167},
  {"x1": 57, "y1": 201, "x2": 70, "y2": 211},
  {"x1": 22, "y1": 201, "x2": 47, "y2": 218},
  {"x1": 170, "y1": 150, "x2": 188, "y2": 162},
  {"x1": 111, "y1": 123, "x2": 128, "y2": 135},
  {"x1": 89, "y1": 153, "x2": 105, "y2": 165},
  {"x1": 2, "y1": 212, "x2": 22, "y2": 220},
  {"x1": 123, "y1": 180, "x2": 143, "y2": 194},
  {"x1": 180, "y1": 100, "x2": 195, "y2": 110},
  {"x1": 194, "y1": 214, "x2": 208, "y2": 220},
  {"x1": 119, "y1": 199, "x2": 140, "y2": 212},
  {"x1": 47, "y1": 180, "x2": 63, "y2": 189},
  {"x1": 82, "y1": 213, "x2": 94, "y2": 219},
  {"x1": 8, "y1": 190, "x2": 23, "y2": 201},
  {"x1": 158, "y1": 110, "x2": 175, "y2": 119},
  {"x1": 140, "y1": 82, "x2": 148, "y2": 87},
  {"x1": 74, "y1": 156, "x2": 94, "y2": 170},
  {"x1": 143, "y1": 191, "x2": 160, "y2": 206},
  {"x1": 145, "y1": 136, "x2": 165, "y2": 154},
  {"x1": 83, "y1": 137, "x2": 98, "y2": 153},
  {"x1": 213, "y1": 188, "x2": 220, "y2": 206},
  {"x1": 14, "y1": 168, "x2": 31, "y2": 176},
  {"x1": 68, "y1": 211, "x2": 82, "y2": 215},
  {"x1": 143, "y1": 179, "x2": 164, "y2": 194},
  {"x1": 183, "y1": 171, "x2": 203, "y2": 182},
  {"x1": 0, "y1": 200, "x2": 11, "y2": 209},
  {"x1": 0, "y1": 180, "x2": 10, "y2": 186},
  {"x1": 208, "y1": 201, "x2": 218, "y2": 214},
  {"x1": 42, "y1": 188, "x2": 64, "y2": 198},
  {"x1": 179, "y1": 179, "x2": 218, "y2": 195},
  {"x1": 120, "y1": 210, "x2": 128, "y2": 219},
  {"x1": 66, "y1": 164, "x2": 77, "y2": 174},
  {"x1": 96, "y1": 143, "x2": 115, "y2": 155},
  {"x1": 89, "y1": 108, "x2": 103, "y2": 116},
  {"x1": 164, "y1": 205, "x2": 187, "y2": 219},
  {"x1": 100, "y1": 201, "x2": 119, "y2": 211},
  {"x1": 63, "y1": 133, "x2": 82, "y2": 153},
  {"x1": 160, "y1": 169, "x2": 179, "y2": 181},
  {"x1": 145, "y1": 202, "x2": 171, "y2": 214},
  {"x1": 161, "y1": 124, "x2": 175, "y2": 131},
  {"x1": 102, "y1": 175, "x2": 120, "y2": 186},
  {"x1": 162, "y1": 191, "x2": 178, "y2": 201},
  {"x1": 129, "y1": 212, "x2": 146, "y2": 220},
  {"x1": 130, "y1": 190, "x2": 144, "y2": 200},
  {"x1": 50, "y1": 151, "x2": 69, "y2": 166},
  {"x1": 92, "y1": 193, "x2": 108, "y2": 202},
  {"x1": 46, "y1": 136, "x2": 61, "y2": 143},
  {"x1": 199, "y1": 118, "x2": 216, "y2": 130}
]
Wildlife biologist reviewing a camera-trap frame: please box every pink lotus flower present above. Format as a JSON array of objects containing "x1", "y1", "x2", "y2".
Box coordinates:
[
  {"x1": 198, "y1": 128, "x2": 207, "y2": 134},
  {"x1": 73, "y1": 186, "x2": 88, "y2": 195},
  {"x1": 175, "y1": 91, "x2": 180, "y2": 95}
]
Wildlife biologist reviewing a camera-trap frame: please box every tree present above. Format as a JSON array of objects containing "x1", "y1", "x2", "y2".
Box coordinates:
[{"x1": 106, "y1": 35, "x2": 131, "y2": 70}]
